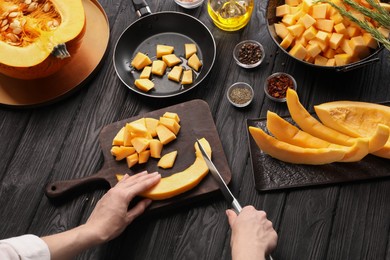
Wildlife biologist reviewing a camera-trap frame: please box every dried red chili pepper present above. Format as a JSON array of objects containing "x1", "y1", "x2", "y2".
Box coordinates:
[{"x1": 267, "y1": 74, "x2": 295, "y2": 99}]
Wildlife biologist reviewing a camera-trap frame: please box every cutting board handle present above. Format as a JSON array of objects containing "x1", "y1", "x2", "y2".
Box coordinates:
[{"x1": 45, "y1": 170, "x2": 114, "y2": 199}]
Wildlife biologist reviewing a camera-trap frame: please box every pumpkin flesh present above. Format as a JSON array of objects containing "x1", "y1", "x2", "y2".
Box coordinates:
[{"x1": 0, "y1": 0, "x2": 86, "y2": 79}]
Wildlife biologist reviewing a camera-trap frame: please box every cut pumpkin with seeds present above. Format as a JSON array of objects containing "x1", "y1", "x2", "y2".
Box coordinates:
[
  {"x1": 248, "y1": 126, "x2": 346, "y2": 165},
  {"x1": 266, "y1": 111, "x2": 369, "y2": 162},
  {"x1": 315, "y1": 101, "x2": 390, "y2": 158}
]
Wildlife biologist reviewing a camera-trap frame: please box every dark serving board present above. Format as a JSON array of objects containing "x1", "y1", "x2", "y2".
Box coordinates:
[
  {"x1": 246, "y1": 102, "x2": 390, "y2": 191},
  {"x1": 45, "y1": 99, "x2": 231, "y2": 214}
]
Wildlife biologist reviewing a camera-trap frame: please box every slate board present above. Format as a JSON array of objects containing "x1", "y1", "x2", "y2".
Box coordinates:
[
  {"x1": 46, "y1": 99, "x2": 231, "y2": 214},
  {"x1": 246, "y1": 103, "x2": 390, "y2": 191}
]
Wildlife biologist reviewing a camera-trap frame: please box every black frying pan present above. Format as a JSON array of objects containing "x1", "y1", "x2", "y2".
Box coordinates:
[{"x1": 113, "y1": 0, "x2": 216, "y2": 98}]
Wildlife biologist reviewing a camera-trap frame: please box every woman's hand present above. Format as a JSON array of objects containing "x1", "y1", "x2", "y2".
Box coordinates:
[
  {"x1": 226, "y1": 206, "x2": 278, "y2": 260},
  {"x1": 85, "y1": 171, "x2": 161, "y2": 243}
]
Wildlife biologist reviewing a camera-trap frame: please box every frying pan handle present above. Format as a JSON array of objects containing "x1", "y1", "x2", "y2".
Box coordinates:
[
  {"x1": 45, "y1": 175, "x2": 110, "y2": 199},
  {"x1": 337, "y1": 57, "x2": 380, "y2": 72},
  {"x1": 132, "y1": 0, "x2": 151, "y2": 17}
]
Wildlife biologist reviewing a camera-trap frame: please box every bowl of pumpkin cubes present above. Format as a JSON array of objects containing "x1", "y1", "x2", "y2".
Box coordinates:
[{"x1": 266, "y1": 0, "x2": 387, "y2": 71}]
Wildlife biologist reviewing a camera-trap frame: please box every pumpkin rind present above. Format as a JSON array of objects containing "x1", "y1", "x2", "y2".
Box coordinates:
[{"x1": 0, "y1": 0, "x2": 86, "y2": 79}]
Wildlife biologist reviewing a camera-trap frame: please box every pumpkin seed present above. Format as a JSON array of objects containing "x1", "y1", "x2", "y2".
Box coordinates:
[
  {"x1": 1, "y1": 24, "x2": 9, "y2": 31},
  {"x1": 12, "y1": 27, "x2": 22, "y2": 35},
  {"x1": 6, "y1": 33, "x2": 18, "y2": 42},
  {"x1": 8, "y1": 12, "x2": 18, "y2": 18},
  {"x1": 27, "y1": 2, "x2": 38, "y2": 12},
  {"x1": 25, "y1": 0, "x2": 32, "y2": 4},
  {"x1": 43, "y1": 3, "x2": 51, "y2": 12},
  {"x1": 9, "y1": 20, "x2": 21, "y2": 29},
  {"x1": 1, "y1": 19, "x2": 8, "y2": 27}
]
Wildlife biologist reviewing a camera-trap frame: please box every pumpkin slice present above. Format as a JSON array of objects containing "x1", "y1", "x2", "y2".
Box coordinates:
[
  {"x1": 248, "y1": 126, "x2": 346, "y2": 165},
  {"x1": 315, "y1": 101, "x2": 390, "y2": 158},
  {"x1": 158, "y1": 151, "x2": 178, "y2": 169},
  {"x1": 0, "y1": 0, "x2": 86, "y2": 79},
  {"x1": 117, "y1": 138, "x2": 212, "y2": 200},
  {"x1": 266, "y1": 111, "x2": 369, "y2": 162}
]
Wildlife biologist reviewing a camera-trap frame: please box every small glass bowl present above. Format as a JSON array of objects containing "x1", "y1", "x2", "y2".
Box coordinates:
[
  {"x1": 233, "y1": 40, "x2": 265, "y2": 69},
  {"x1": 264, "y1": 72, "x2": 297, "y2": 102},
  {"x1": 227, "y1": 82, "x2": 254, "y2": 108},
  {"x1": 174, "y1": 0, "x2": 204, "y2": 9}
]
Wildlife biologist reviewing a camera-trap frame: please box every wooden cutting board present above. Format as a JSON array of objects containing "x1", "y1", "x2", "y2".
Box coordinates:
[{"x1": 45, "y1": 99, "x2": 231, "y2": 215}]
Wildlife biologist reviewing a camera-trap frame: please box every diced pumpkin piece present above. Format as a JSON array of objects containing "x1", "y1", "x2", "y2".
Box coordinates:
[
  {"x1": 163, "y1": 112, "x2": 180, "y2": 123},
  {"x1": 311, "y1": 3, "x2": 328, "y2": 19},
  {"x1": 349, "y1": 36, "x2": 369, "y2": 58},
  {"x1": 315, "y1": 19, "x2": 334, "y2": 33},
  {"x1": 159, "y1": 117, "x2": 181, "y2": 135},
  {"x1": 276, "y1": 4, "x2": 291, "y2": 17},
  {"x1": 362, "y1": 33, "x2": 378, "y2": 49},
  {"x1": 135, "y1": 79, "x2": 154, "y2": 92},
  {"x1": 302, "y1": 0, "x2": 315, "y2": 12},
  {"x1": 130, "y1": 137, "x2": 150, "y2": 153},
  {"x1": 185, "y1": 43, "x2": 197, "y2": 59},
  {"x1": 156, "y1": 125, "x2": 176, "y2": 145},
  {"x1": 285, "y1": 0, "x2": 300, "y2": 6},
  {"x1": 181, "y1": 70, "x2": 193, "y2": 85},
  {"x1": 138, "y1": 150, "x2": 151, "y2": 164},
  {"x1": 275, "y1": 23, "x2": 290, "y2": 39},
  {"x1": 329, "y1": 33, "x2": 344, "y2": 50},
  {"x1": 298, "y1": 13, "x2": 316, "y2": 29},
  {"x1": 315, "y1": 30, "x2": 330, "y2": 43},
  {"x1": 152, "y1": 60, "x2": 167, "y2": 76},
  {"x1": 127, "y1": 119, "x2": 147, "y2": 135},
  {"x1": 139, "y1": 66, "x2": 152, "y2": 79},
  {"x1": 111, "y1": 146, "x2": 136, "y2": 161},
  {"x1": 323, "y1": 48, "x2": 335, "y2": 59},
  {"x1": 334, "y1": 53, "x2": 353, "y2": 66},
  {"x1": 126, "y1": 153, "x2": 138, "y2": 168},
  {"x1": 303, "y1": 26, "x2": 317, "y2": 40},
  {"x1": 112, "y1": 127, "x2": 125, "y2": 146},
  {"x1": 145, "y1": 118, "x2": 159, "y2": 137},
  {"x1": 306, "y1": 43, "x2": 322, "y2": 57},
  {"x1": 282, "y1": 14, "x2": 297, "y2": 26},
  {"x1": 131, "y1": 52, "x2": 152, "y2": 70},
  {"x1": 156, "y1": 44, "x2": 174, "y2": 58},
  {"x1": 326, "y1": 58, "x2": 336, "y2": 66},
  {"x1": 187, "y1": 54, "x2": 202, "y2": 71},
  {"x1": 287, "y1": 24, "x2": 305, "y2": 37},
  {"x1": 314, "y1": 55, "x2": 328, "y2": 65},
  {"x1": 330, "y1": 12, "x2": 344, "y2": 24},
  {"x1": 309, "y1": 39, "x2": 327, "y2": 51},
  {"x1": 280, "y1": 33, "x2": 295, "y2": 49},
  {"x1": 289, "y1": 43, "x2": 307, "y2": 60},
  {"x1": 167, "y1": 66, "x2": 183, "y2": 82},
  {"x1": 149, "y1": 139, "x2": 163, "y2": 158},
  {"x1": 162, "y1": 54, "x2": 182, "y2": 67},
  {"x1": 346, "y1": 26, "x2": 360, "y2": 38},
  {"x1": 158, "y1": 151, "x2": 178, "y2": 169}
]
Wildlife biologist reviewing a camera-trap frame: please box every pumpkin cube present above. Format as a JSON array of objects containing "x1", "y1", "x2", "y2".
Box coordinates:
[
  {"x1": 126, "y1": 153, "x2": 138, "y2": 168},
  {"x1": 309, "y1": 39, "x2": 327, "y2": 51},
  {"x1": 349, "y1": 36, "x2": 369, "y2": 58},
  {"x1": 156, "y1": 125, "x2": 176, "y2": 145},
  {"x1": 112, "y1": 127, "x2": 125, "y2": 146},
  {"x1": 289, "y1": 43, "x2": 307, "y2": 60},
  {"x1": 315, "y1": 30, "x2": 330, "y2": 43},
  {"x1": 138, "y1": 150, "x2": 150, "y2": 164},
  {"x1": 145, "y1": 117, "x2": 159, "y2": 137},
  {"x1": 131, "y1": 52, "x2": 152, "y2": 70},
  {"x1": 149, "y1": 139, "x2": 163, "y2": 158},
  {"x1": 157, "y1": 151, "x2": 178, "y2": 169},
  {"x1": 280, "y1": 33, "x2": 294, "y2": 49},
  {"x1": 334, "y1": 53, "x2": 353, "y2": 66},
  {"x1": 185, "y1": 43, "x2": 197, "y2": 59},
  {"x1": 329, "y1": 33, "x2": 344, "y2": 49},
  {"x1": 303, "y1": 26, "x2": 318, "y2": 40},
  {"x1": 162, "y1": 54, "x2": 182, "y2": 67},
  {"x1": 130, "y1": 137, "x2": 150, "y2": 153},
  {"x1": 181, "y1": 70, "x2": 193, "y2": 85},
  {"x1": 140, "y1": 66, "x2": 152, "y2": 79},
  {"x1": 127, "y1": 119, "x2": 147, "y2": 135},
  {"x1": 302, "y1": 0, "x2": 315, "y2": 12},
  {"x1": 334, "y1": 23, "x2": 347, "y2": 35},
  {"x1": 111, "y1": 146, "x2": 136, "y2": 161},
  {"x1": 167, "y1": 66, "x2": 183, "y2": 82},
  {"x1": 287, "y1": 24, "x2": 305, "y2": 37},
  {"x1": 323, "y1": 48, "x2": 335, "y2": 59},
  {"x1": 274, "y1": 23, "x2": 290, "y2": 39},
  {"x1": 362, "y1": 33, "x2": 378, "y2": 49},
  {"x1": 298, "y1": 13, "x2": 316, "y2": 29},
  {"x1": 159, "y1": 117, "x2": 181, "y2": 135},
  {"x1": 340, "y1": 39, "x2": 354, "y2": 55},
  {"x1": 282, "y1": 14, "x2": 297, "y2": 26},
  {"x1": 346, "y1": 26, "x2": 360, "y2": 38},
  {"x1": 314, "y1": 55, "x2": 328, "y2": 65},
  {"x1": 285, "y1": 0, "x2": 300, "y2": 7},
  {"x1": 330, "y1": 12, "x2": 344, "y2": 24},
  {"x1": 311, "y1": 3, "x2": 328, "y2": 19},
  {"x1": 152, "y1": 60, "x2": 167, "y2": 76},
  {"x1": 276, "y1": 4, "x2": 290, "y2": 17},
  {"x1": 306, "y1": 42, "x2": 322, "y2": 57},
  {"x1": 156, "y1": 44, "x2": 174, "y2": 58},
  {"x1": 325, "y1": 58, "x2": 336, "y2": 66},
  {"x1": 135, "y1": 79, "x2": 154, "y2": 92},
  {"x1": 315, "y1": 19, "x2": 334, "y2": 32},
  {"x1": 163, "y1": 112, "x2": 180, "y2": 123},
  {"x1": 187, "y1": 54, "x2": 202, "y2": 71}
]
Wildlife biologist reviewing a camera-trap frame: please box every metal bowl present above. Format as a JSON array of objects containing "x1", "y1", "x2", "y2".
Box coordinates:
[
  {"x1": 265, "y1": 0, "x2": 384, "y2": 72},
  {"x1": 233, "y1": 40, "x2": 265, "y2": 69},
  {"x1": 227, "y1": 82, "x2": 254, "y2": 107}
]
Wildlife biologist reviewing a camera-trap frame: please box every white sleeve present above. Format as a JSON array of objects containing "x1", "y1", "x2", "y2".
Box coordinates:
[{"x1": 0, "y1": 234, "x2": 51, "y2": 260}]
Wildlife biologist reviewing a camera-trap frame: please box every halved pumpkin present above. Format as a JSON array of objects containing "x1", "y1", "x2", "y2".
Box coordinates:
[{"x1": 0, "y1": 0, "x2": 86, "y2": 79}]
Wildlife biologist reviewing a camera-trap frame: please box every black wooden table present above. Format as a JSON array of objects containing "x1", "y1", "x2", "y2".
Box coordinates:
[{"x1": 1, "y1": 0, "x2": 389, "y2": 259}]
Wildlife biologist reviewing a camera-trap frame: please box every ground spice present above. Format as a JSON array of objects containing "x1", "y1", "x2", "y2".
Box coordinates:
[
  {"x1": 238, "y1": 43, "x2": 262, "y2": 65},
  {"x1": 267, "y1": 74, "x2": 294, "y2": 99},
  {"x1": 229, "y1": 87, "x2": 252, "y2": 104}
]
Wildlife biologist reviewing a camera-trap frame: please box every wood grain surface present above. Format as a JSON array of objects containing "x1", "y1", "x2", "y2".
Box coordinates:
[{"x1": 0, "y1": 0, "x2": 389, "y2": 259}]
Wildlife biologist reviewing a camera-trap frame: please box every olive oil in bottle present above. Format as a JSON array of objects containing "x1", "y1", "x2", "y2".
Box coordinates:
[{"x1": 207, "y1": 0, "x2": 254, "y2": 31}]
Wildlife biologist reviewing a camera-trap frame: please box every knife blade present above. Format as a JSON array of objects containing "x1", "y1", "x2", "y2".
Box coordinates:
[{"x1": 196, "y1": 139, "x2": 242, "y2": 214}]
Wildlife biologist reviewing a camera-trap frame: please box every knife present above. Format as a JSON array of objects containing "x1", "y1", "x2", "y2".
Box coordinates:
[
  {"x1": 196, "y1": 139, "x2": 242, "y2": 214},
  {"x1": 197, "y1": 139, "x2": 275, "y2": 260}
]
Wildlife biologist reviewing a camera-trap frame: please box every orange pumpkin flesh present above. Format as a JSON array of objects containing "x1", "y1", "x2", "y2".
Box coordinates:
[{"x1": 0, "y1": 0, "x2": 86, "y2": 79}]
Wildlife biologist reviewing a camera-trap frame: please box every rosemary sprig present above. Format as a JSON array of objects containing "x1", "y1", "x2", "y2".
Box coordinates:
[
  {"x1": 317, "y1": 0, "x2": 390, "y2": 51},
  {"x1": 342, "y1": 0, "x2": 390, "y2": 28}
]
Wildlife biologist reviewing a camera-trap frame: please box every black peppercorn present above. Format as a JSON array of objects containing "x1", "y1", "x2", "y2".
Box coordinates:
[{"x1": 238, "y1": 42, "x2": 262, "y2": 65}]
